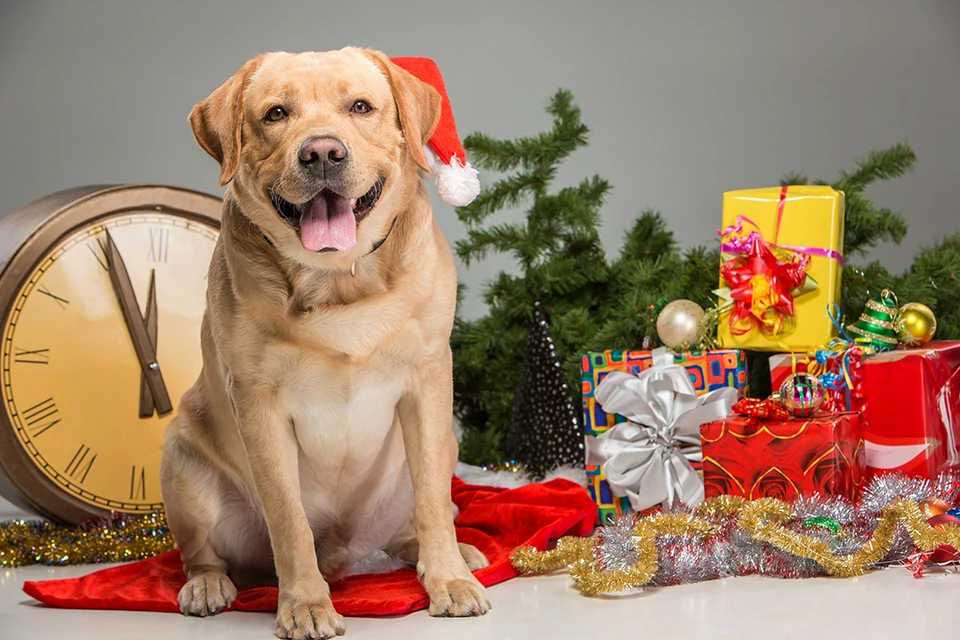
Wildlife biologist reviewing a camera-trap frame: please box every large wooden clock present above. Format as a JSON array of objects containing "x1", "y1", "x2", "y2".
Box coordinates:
[{"x1": 0, "y1": 185, "x2": 220, "y2": 524}]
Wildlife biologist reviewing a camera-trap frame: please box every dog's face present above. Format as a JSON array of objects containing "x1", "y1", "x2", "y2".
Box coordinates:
[{"x1": 189, "y1": 48, "x2": 441, "y2": 266}]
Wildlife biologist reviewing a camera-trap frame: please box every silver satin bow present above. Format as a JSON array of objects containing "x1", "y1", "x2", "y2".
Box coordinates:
[{"x1": 588, "y1": 362, "x2": 738, "y2": 512}]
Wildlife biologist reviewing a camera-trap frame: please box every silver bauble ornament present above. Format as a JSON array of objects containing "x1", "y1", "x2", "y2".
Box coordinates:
[{"x1": 778, "y1": 372, "x2": 826, "y2": 418}]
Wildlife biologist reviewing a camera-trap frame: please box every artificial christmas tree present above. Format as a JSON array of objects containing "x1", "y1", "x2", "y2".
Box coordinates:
[{"x1": 451, "y1": 89, "x2": 959, "y2": 467}]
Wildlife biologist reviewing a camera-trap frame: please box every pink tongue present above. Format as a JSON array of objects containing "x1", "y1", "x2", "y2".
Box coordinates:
[{"x1": 299, "y1": 192, "x2": 357, "y2": 252}]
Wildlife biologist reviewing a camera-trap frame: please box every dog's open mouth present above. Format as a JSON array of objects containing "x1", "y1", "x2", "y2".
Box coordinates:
[{"x1": 270, "y1": 177, "x2": 385, "y2": 252}]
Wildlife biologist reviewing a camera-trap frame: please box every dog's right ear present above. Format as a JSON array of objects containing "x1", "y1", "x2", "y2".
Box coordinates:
[{"x1": 189, "y1": 55, "x2": 264, "y2": 187}]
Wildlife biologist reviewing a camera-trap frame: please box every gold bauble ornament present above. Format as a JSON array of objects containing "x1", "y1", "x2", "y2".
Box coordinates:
[
  {"x1": 895, "y1": 302, "x2": 937, "y2": 346},
  {"x1": 656, "y1": 300, "x2": 705, "y2": 350}
]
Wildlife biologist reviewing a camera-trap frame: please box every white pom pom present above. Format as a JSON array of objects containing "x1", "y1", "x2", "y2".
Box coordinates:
[{"x1": 423, "y1": 146, "x2": 481, "y2": 206}]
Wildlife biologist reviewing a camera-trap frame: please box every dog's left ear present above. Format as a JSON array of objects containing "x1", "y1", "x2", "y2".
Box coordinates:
[
  {"x1": 189, "y1": 55, "x2": 264, "y2": 186},
  {"x1": 365, "y1": 50, "x2": 442, "y2": 173}
]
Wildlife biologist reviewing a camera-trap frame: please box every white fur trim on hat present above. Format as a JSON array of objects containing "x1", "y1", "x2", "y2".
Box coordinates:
[{"x1": 423, "y1": 145, "x2": 481, "y2": 207}]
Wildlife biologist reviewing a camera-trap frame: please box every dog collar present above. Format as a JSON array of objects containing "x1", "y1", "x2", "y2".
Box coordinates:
[{"x1": 349, "y1": 214, "x2": 398, "y2": 277}]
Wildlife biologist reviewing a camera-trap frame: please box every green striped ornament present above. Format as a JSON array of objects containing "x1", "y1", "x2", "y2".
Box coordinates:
[{"x1": 846, "y1": 290, "x2": 899, "y2": 350}]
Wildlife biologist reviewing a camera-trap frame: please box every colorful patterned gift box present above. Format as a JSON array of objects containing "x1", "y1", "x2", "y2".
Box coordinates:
[
  {"x1": 717, "y1": 186, "x2": 845, "y2": 353},
  {"x1": 582, "y1": 348, "x2": 749, "y2": 525},
  {"x1": 700, "y1": 410, "x2": 866, "y2": 502},
  {"x1": 769, "y1": 341, "x2": 960, "y2": 481}
]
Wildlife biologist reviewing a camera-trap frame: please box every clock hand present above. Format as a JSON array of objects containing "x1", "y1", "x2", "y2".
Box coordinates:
[
  {"x1": 104, "y1": 231, "x2": 173, "y2": 416},
  {"x1": 138, "y1": 269, "x2": 159, "y2": 418}
]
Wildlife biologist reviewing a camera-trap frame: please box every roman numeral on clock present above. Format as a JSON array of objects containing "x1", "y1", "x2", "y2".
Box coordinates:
[
  {"x1": 65, "y1": 444, "x2": 97, "y2": 483},
  {"x1": 14, "y1": 347, "x2": 50, "y2": 365},
  {"x1": 22, "y1": 397, "x2": 61, "y2": 437},
  {"x1": 130, "y1": 465, "x2": 147, "y2": 500},
  {"x1": 148, "y1": 227, "x2": 170, "y2": 263},
  {"x1": 37, "y1": 284, "x2": 69, "y2": 309}
]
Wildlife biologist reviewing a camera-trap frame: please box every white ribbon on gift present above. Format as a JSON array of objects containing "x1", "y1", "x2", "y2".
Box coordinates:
[
  {"x1": 588, "y1": 361, "x2": 738, "y2": 512},
  {"x1": 938, "y1": 373, "x2": 959, "y2": 468}
]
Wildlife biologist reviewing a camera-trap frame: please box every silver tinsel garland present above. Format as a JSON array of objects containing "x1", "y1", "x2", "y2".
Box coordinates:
[{"x1": 596, "y1": 470, "x2": 960, "y2": 584}]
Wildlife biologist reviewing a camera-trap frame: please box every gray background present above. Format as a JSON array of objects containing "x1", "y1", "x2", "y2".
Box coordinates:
[{"x1": 1, "y1": 0, "x2": 958, "y2": 321}]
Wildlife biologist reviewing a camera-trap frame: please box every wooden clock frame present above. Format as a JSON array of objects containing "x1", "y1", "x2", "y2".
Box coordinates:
[{"x1": 0, "y1": 184, "x2": 221, "y2": 524}]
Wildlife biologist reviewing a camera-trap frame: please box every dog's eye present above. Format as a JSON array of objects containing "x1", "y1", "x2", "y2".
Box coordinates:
[
  {"x1": 264, "y1": 106, "x2": 288, "y2": 122},
  {"x1": 350, "y1": 100, "x2": 373, "y2": 115}
]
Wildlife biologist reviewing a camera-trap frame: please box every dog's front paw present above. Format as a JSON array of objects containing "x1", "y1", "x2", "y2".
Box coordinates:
[
  {"x1": 275, "y1": 598, "x2": 345, "y2": 640},
  {"x1": 178, "y1": 570, "x2": 237, "y2": 617},
  {"x1": 423, "y1": 573, "x2": 490, "y2": 618}
]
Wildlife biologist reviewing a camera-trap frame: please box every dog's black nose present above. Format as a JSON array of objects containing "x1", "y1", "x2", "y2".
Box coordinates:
[{"x1": 298, "y1": 137, "x2": 347, "y2": 176}]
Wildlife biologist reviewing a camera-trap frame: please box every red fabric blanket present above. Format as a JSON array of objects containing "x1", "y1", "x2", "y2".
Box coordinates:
[{"x1": 23, "y1": 477, "x2": 595, "y2": 617}]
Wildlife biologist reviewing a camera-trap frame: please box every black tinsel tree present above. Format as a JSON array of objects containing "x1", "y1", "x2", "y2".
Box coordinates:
[
  {"x1": 451, "y1": 88, "x2": 959, "y2": 467},
  {"x1": 504, "y1": 302, "x2": 584, "y2": 478}
]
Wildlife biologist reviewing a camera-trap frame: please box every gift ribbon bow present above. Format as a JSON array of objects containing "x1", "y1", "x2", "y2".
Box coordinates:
[
  {"x1": 715, "y1": 186, "x2": 844, "y2": 338},
  {"x1": 732, "y1": 397, "x2": 790, "y2": 421},
  {"x1": 588, "y1": 364, "x2": 738, "y2": 512}
]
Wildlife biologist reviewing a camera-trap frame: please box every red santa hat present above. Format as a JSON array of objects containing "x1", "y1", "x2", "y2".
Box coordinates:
[{"x1": 390, "y1": 56, "x2": 481, "y2": 207}]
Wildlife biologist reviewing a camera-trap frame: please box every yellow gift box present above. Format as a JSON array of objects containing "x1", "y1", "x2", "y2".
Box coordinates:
[{"x1": 716, "y1": 185, "x2": 845, "y2": 352}]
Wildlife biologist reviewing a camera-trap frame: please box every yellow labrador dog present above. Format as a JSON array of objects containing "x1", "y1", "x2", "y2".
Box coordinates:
[{"x1": 159, "y1": 47, "x2": 489, "y2": 639}]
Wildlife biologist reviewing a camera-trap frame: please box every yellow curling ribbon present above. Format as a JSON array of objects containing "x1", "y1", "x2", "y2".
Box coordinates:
[{"x1": 749, "y1": 275, "x2": 775, "y2": 324}]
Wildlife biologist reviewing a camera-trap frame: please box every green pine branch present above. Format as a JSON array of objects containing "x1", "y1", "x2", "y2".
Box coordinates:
[
  {"x1": 463, "y1": 90, "x2": 588, "y2": 175},
  {"x1": 455, "y1": 222, "x2": 530, "y2": 267},
  {"x1": 454, "y1": 171, "x2": 545, "y2": 227},
  {"x1": 840, "y1": 142, "x2": 917, "y2": 187},
  {"x1": 834, "y1": 144, "x2": 914, "y2": 257}
]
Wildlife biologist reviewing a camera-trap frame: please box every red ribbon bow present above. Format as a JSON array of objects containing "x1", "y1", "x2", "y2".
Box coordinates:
[
  {"x1": 719, "y1": 234, "x2": 809, "y2": 337},
  {"x1": 732, "y1": 398, "x2": 790, "y2": 421}
]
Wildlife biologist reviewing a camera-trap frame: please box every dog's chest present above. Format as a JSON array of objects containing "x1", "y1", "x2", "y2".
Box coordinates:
[
  {"x1": 283, "y1": 353, "x2": 407, "y2": 468},
  {"x1": 253, "y1": 296, "x2": 429, "y2": 522},
  {"x1": 275, "y1": 305, "x2": 420, "y2": 460}
]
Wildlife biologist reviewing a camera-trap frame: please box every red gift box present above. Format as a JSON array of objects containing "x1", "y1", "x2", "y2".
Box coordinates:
[
  {"x1": 769, "y1": 341, "x2": 960, "y2": 481},
  {"x1": 700, "y1": 412, "x2": 866, "y2": 501}
]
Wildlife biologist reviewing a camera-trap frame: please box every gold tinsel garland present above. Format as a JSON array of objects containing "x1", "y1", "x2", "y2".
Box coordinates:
[
  {"x1": 0, "y1": 511, "x2": 174, "y2": 568},
  {"x1": 510, "y1": 495, "x2": 960, "y2": 595}
]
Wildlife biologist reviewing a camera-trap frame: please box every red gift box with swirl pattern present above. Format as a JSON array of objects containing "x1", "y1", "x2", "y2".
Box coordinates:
[{"x1": 699, "y1": 412, "x2": 866, "y2": 501}]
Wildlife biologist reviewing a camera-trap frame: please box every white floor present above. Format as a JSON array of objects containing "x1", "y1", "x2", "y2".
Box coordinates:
[{"x1": 3, "y1": 496, "x2": 959, "y2": 640}]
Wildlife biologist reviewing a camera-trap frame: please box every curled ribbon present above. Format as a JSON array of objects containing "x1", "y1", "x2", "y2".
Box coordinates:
[
  {"x1": 810, "y1": 303, "x2": 873, "y2": 416},
  {"x1": 588, "y1": 365, "x2": 738, "y2": 512},
  {"x1": 715, "y1": 187, "x2": 844, "y2": 338}
]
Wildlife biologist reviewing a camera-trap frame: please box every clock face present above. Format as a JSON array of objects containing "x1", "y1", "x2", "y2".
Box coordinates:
[{"x1": 1, "y1": 211, "x2": 217, "y2": 513}]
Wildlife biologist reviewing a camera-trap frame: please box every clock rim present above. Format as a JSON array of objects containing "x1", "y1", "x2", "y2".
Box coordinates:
[{"x1": 0, "y1": 184, "x2": 221, "y2": 525}]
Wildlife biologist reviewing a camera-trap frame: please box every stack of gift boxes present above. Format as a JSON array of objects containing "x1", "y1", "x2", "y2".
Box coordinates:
[{"x1": 582, "y1": 185, "x2": 960, "y2": 525}]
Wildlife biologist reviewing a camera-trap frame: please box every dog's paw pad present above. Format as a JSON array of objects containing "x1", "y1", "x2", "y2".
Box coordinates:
[
  {"x1": 178, "y1": 571, "x2": 237, "y2": 617},
  {"x1": 275, "y1": 602, "x2": 345, "y2": 640},
  {"x1": 427, "y1": 578, "x2": 491, "y2": 618}
]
